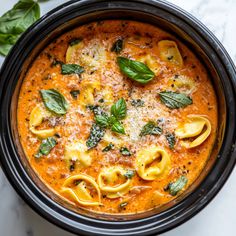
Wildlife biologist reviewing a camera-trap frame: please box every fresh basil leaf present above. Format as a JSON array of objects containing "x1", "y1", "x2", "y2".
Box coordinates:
[
  {"x1": 117, "y1": 57, "x2": 155, "y2": 84},
  {"x1": 0, "y1": 43, "x2": 12, "y2": 56},
  {"x1": 69, "y1": 38, "x2": 82, "y2": 46},
  {"x1": 70, "y1": 90, "x2": 80, "y2": 99},
  {"x1": 120, "y1": 147, "x2": 131, "y2": 156},
  {"x1": 95, "y1": 115, "x2": 109, "y2": 128},
  {"x1": 0, "y1": 33, "x2": 19, "y2": 44},
  {"x1": 35, "y1": 137, "x2": 57, "y2": 158},
  {"x1": 131, "y1": 99, "x2": 144, "y2": 107},
  {"x1": 124, "y1": 170, "x2": 135, "y2": 179},
  {"x1": 102, "y1": 143, "x2": 114, "y2": 152},
  {"x1": 111, "y1": 39, "x2": 123, "y2": 53},
  {"x1": 111, "y1": 120, "x2": 125, "y2": 134},
  {"x1": 140, "y1": 121, "x2": 162, "y2": 136},
  {"x1": 86, "y1": 123, "x2": 105, "y2": 149},
  {"x1": 40, "y1": 89, "x2": 69, "y2": 115},
  {"x1": 166, "y1": 132, "x2": 176, "y2": 149},
  {"x1": 165, "y1": 175, "x2": 188, "y2": 196},
  {"x1": 159, "y1": 91, "x2": 192, "y2": 109},
  {"x1": 111, "y1": 98, "x2": 127, "y2": 120},
  {"x1": 61, "y1": 64, "x2": 84, "y2": 75},
  {"x1": 0, "y1": 0, "x2": 40, "y2": 56}
]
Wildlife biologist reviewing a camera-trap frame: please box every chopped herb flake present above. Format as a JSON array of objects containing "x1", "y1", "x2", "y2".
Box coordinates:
[
  {"x1": 102, "y1": 143, "x2": 114, "y2": 152},
  {"x1": 120, "y1": 147, "x2": 131, "y2": 156},
  {"x1": 131, "y1": 99, "x2": 145, "y2": 107},
  {"x1": 140, "y1": 121, "x2": 162, "y2": 136},
  {"x1": 70, "y1": 90, "x2": 80, "y2": 99},
  {"x1": 165, "y1": 175, "x2": 188, "y2": 196},
  {"x1": 111, "y1": 39, "x2": 123, "y2": 53},
  {"x1": 166, "y1": 132, "x2": 176, "y2": 149},
  {"x1": 69, "y1": 38, "x2": 82, "y2": 46},
  {"x1": 35, "y1": 137, "x2": 57, "y2": 158},
  {"x1": 61, "y1": 64, "x2": 84, "y2": 75},
  {"x1": 124, "y1": 170, "x2": 135, "y2": 179}
]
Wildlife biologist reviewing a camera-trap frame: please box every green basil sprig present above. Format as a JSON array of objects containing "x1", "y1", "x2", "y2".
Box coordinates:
[
  {"x1": 140, "y1": 121, "x2": 162, "y2": 137},
  {"x1": 119, "y1": 202, "x2": 128, "y2": 210},
  {"x1": 117, "y1": 57, "x2": 155, "y2": 84},
  {"x1": 165, "y1": 175, "x2": 188, "y2": 196},
  {"x1": 111, "y1": 97, "x2": 127, "y2": 120},
  {"x1": 95, "y1": 98, "x2": 127, "y2": 134},
  {"x1": 40, "y1": 89, "x2": 69, "y2": 115},
  {"x1": 159, "y1": 91, "x2": 192, "y2": 109},
  {"x1": 35, "y1": 137, "x2": 57, "y2": 158},
  {"x1": 0, "y1": 0, "x2": 40, "y2": 56},
  {"x1": 61, "y1": 64, "x2": 84, "y2": 75}
]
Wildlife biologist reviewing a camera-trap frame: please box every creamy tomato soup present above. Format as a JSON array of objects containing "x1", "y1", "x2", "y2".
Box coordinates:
[{"x1": 17, "y1": 20, "x2": 217, "y2": 214}]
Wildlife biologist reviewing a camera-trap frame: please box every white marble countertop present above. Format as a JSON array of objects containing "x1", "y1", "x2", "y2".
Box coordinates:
[{"x1": 0, "y1": 0, "x2": 236, "y2": 235}]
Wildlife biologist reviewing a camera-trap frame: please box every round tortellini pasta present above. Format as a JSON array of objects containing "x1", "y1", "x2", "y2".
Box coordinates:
[
  {"x1": 78, "y1": 79, "x2": 101, "y2": 107},
  {"x1": 64, "y1": 141, "x2": 92, "y2": 169},
  {"x1": 66, "y1": 38, "x2": 107, "y2": 73},
  {"x1": 135, "y1": 146, "x2": 171, "y2": 181},
  {"x1": 137, "y1": 54, "x2": 160, "y2": 75},
  {"x1": 61, "y1": 174, "x2": 102, "y2": 206},
  {"x1": 29, "y1": 104, "x2": 56, "y2": 138},
  {"x1": 98, "y1": 166, "x2": 132, "y2": 199},
  {"x1": 101, "y1": 130, "x2": 124, "y2": 148},
  {"x1": 168, "y1": 75, "x2": 196, "y2": 95},
  {"x1": 157, "y1": 40, "x2": 183, "y2": 67},
  {"x1": 175, "y1": 115, "x2": 211, "y2": 148}
]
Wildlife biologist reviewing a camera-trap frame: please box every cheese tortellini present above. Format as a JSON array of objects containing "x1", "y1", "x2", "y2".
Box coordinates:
[
  {"x1": 135, "y1": 147, "x2": 171, "y2": 181},
  {"x1": 29, "y1": 104, "x2": 56, "y2": 138},
  {"x1": 61, "y1": 174, "x2": 102, "y2": 206},
  {"x1": 100, "y1": 86, "x2": 114, "y2": 105},
  {"x1": 101, "y1": 130, "x2": 124, "y2": 148},
  {"x1": 79, "y1": 79, "x2": 101, "y2": 106},
  {"x1": 175, "y1": 115, "x2": 211, "y2": 148},
  {"x1": 98, "y1": 166, "x2": 132, "y2": 198},
  {"x1": 168, "y1": 75, "x2": 196, "y2": 95},
  {"x1": 158, "y1": 40, "x2": 183, "y2": 67},
  {"x1": 66, "y1": 39, "x2": 107, "y2": 73},
  {"x1": 137, "y1": 54, "x2": 160, "y2": 75},
  {"x1": 64, "y1": 141, "x2": 92, "y2": 169}
]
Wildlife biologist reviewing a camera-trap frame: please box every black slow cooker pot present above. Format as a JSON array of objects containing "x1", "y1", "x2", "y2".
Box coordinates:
[{"x1": 0, "y1": 0, "x2": 236, "y2": 235}]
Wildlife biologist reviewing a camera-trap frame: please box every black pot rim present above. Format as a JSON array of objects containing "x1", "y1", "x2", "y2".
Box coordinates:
[{"x1": 0, "y1": 0, "x2": 236, "y2": 236}]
